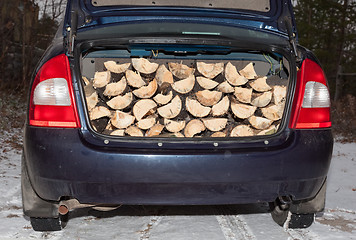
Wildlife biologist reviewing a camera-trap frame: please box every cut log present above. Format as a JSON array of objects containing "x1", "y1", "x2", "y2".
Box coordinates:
[
  {"x1": 133, "y1": 78, "x2": 158, "y2": 99},
  {"x1": 217, "y1": 81, "x2": 234, "y2": 93},
  {"x1": 184, "y1": 119, "x2": 206, "y2": 137},
  {"x1": 160, "y1": 132, "x2": 185, "y2": 138},
  {"x1": 257, "y1": 125, "x2": 277, "y2": 136},
  {"x1": 104, "y1": 61, "x2": 131, "y2": 73},
  {"x1": 82, "y1": 76, "x2": 90, "y2": 85},
  {"x1": 197, "y1": 62, "x2": 224, "y2": 79},
  {"x1": 146, "y1": 123, "x2": 164, "y2": 137},
  {"x1": 225, "y1": 62, "x2": 248, "y2": 86},
  {"x1": 196, "y1": 90, "x2": 222, "y2": 107},
  {"x1": 133, "y1": 99, "x2": 157, "y2": 121},
  {"x1": 86, "y1": 91, "x2": 98, "y2": 112},
  {"x1": 125, "y1": 70, "x2": 146, "y2": 88},
  {"x1": 89, "y1": 106, "x2": 111, "y2": 120},
  {"x1": 125, "y1": 126, "x2": 144, "y2": 137},
  {"x1": 157, "y1": 95, "x2": 182, "y2": 119},
  {"x1": 111, "y1": 110, "x2": 135, "y2": 129},
  {"x1": 131, "y1": 58, "x2": 159, "y2": 74},
  {"x1": 212, "y1": 96, "x2": 230, "y2": 116},
  {"x1": 164, "y1": 119, "x2": 186, "y2": 133},
  {"x1": 153, "y1": 91, "x2": 173, "y2": 105},
  {"x1": 248, "y1": 116, "x2": 273, "y2": 130},
  {"x1": 107, "y1": 92, "x2": 133, "y2": 110},
  {"x1": 155, "y1": 65, "x2": 174, "y2": 86},
  {"x1": 110, "y1": 129, "x2": 125, "y2": 136},
  {"x1": 186, "y1": 98, "x2": 211, "y2": 118},
  {"x1": 239, "y1": 62, "x2": 257, "y2": 79},
  {"x1": 230, "y1": 125, "x2": 254, "y2": 137},
  {"x1": 196, "y1": 76, "x2": 219, "y2": 90},
  {"x1": 211, "y1": 132, "x2": 226, "y2": 137},
  {"x1": 231, "y1": 102, "x2": 257, "y2": 119},
  {"x1": 168, "y1": 62, "x2": 195, "y2": 79},
  {"x1": 234, "y1": 87, "x2": 252, "y2": 104},
  {"x1": 273, "y1": 86, "x2": 287, "y2": 104},
  {"x1": 105, "y1": 121, "x2": 114, "y2": 131},
  {"x1": 172, "y1": 75, "x2": 195, "y2": 94},
  {"x1": 249, "y1": 77, "x2": 271, "y2": 92},
  {"x1": 251, "y1": 91, "x2": 272, "y2": 107},
  {"x1": 136, "y1": 117, "x2": 156, "y2": 130},
  {"x1": 93, "y1": 71, "x2": 111, "y2": 88},
  {"x1": 261, "y1": 104, "x2": 284, "y2": 121},
  {"x1": 103, "y1": 76, "x2": 127, "y2": 97},
  {"x1": 202, "y1": 118, "x2": 228, "y2": 132}
]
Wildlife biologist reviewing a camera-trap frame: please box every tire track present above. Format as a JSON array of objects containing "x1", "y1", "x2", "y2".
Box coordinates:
[
  {"x1": 215, "y1": 206, "x2": 256, "y2": 240},
  {"x1": 139, "y1": 216, "x2": 163, "y2": 240}
]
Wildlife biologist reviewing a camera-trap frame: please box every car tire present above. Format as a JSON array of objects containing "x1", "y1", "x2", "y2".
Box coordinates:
[{"x1": 30, "y1": 217, "x2": 63, "y2": 231}]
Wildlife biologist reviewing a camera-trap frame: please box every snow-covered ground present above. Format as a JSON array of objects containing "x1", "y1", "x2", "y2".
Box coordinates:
[{"x1": 0, "y1": 129, "x2": 355, "y2": 240}]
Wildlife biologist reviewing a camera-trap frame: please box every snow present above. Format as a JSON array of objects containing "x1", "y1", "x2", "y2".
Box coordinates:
[{"x1": 0, "y1": 129, "x2": 355, "y2": 239}]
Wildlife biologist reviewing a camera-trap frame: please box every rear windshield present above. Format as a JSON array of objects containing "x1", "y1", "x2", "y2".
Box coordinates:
[{"x1": 90, "y1": 0, "x2": 271, "y2": 12}]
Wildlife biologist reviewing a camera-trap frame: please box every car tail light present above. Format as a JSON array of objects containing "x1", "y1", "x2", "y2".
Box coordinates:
[
  {"x1": 29, "y1": 54, "x2": 80, "y2": 128},
  {"x1": 289, "y1": 59, "x2": 331, "y2": 129}
]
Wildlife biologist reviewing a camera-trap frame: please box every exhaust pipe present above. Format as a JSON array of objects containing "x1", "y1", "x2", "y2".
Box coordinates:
[{"x1": 58, "y1": 199, "x2": 94, "y2": 215}]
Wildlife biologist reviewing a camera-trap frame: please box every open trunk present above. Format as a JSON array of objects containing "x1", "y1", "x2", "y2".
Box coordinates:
[{"x1": 80, "y1": 46, "x2": 291, "y2": 138}]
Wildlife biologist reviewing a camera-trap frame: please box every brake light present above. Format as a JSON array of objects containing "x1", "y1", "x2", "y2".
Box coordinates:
[
  {"x1": 289, "y1": 59, "x2": 331, "y2": 129},
  {"x1": 29, "y1": 54, "x2": 80, "y2": 128}
]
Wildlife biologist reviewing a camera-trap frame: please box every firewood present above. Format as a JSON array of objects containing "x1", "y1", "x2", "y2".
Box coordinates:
[
  {"x1": 168, "y1": 62, "x2": 195, "y2": 79},
  {"x1": 217, "y1": 81, "x2": 234, "y2": 93},
  {"x1": 136, "y1": 117, "x2": 156, "y2": 130},
  {"x1": 184, "y1": 119, "x2": 206, "y2": 137},
  {"x1": 211, "y1": 132, "x2": 226, "y2": 137},
  {"x1": 231, "y1": 102, "x2": 257, "y2": 119},
  {"x1": 104, "y1": 61, "x2": 131, "y2": 73},
  {"x1": 239, "y1": 62, "x2": 257, "y2": 79},
  {"x1": 146, "y1": 123, "x2": 164, "y2": 137},
  {"x1": 157, "y1": 95, "x2": 182, "y2": 119},
  {"x1": 249, "y1": 77, "x2": 271, "y2": 92},
  {"x1": 155, "y1": 65, "x2": 174, "y2": 86},
  {"x1": 131, "y1": 58, "x2": 159, "y2": 74},
  {"x1": 225, "y1": 62, "x2": 248, "y2": 86},
  {"x1": 110, "y1": 129, "x2": 125, "y2": 136},
  {"x1": 172, "y1": 75, "x2": 195, "y2": 94},
  {"x1": 160, "y1": 132, "x2": 185, "y2": 138},
  {"x1": 164, "y1": 119, "x2": 186, "y2": 133},
  {"x1": 202, "y1": 118, "x2": 228, "y2": 132},
  {"x1": 133, "y1": 78, "x2": 158, "y2": 98},
  {"x1": 125, "y1": 70, "x2": 146, "y2": 88},
  {"x1": 82, "y1": 76, "x2": 90, "y2": 85},
  {"x1": 230, "y1": 125, "x2": 254, "y2": 137},
  {"x1": 196, "y1": 62, "x2": 224, "y2": 79},
  {"x1": 196, "y1": 90, "x2": 222, "y2": 107},
  {"x1": 248, "y1": 116, "x2": 273, "y2": 130},
  {"x1": 105, "y1": 121, "x2": 114, "y2": 131},
  {"x1": 212, "y1": 96, "x2": 230, "y2": 116},
  {"x1": 153, "y1": 91, "x2": 173, "y2": 105},
  {"x1": 86, "y1": 91, "x2": 98, "y2": 112},
  {"x1": 257, "y1": 125, "x2": 277, "y2": 136},
  {"x1": 261, "y1": 104, "x2": 284, "y2": 121},
  {"x1": 107, "y1": 92, "x2": 133, "y2": 110},
  {"x1": 251, "y1": 91, "x2": 272, "y2": 107},
  {"x1": 103, "y1": 76, "x2": 127, "y2": 97},
  {"x1": 196, "y1": 76, "x2": 219, "y2": 90},
  {"x1": 93, "y1": 71, "x2": 111, "y2": 88},
  {"x1": 111, "y1": 110, "x2": 135, "y2": 129},
  {"x1": 186, "y1": 97, "x2": 211, "y2": 118},
  {"x1": 89, "y1": 106, "x2": 111, "y2": 120},
  {"x1": 125, "y1": 126, "x2": 144, "y2": 137},
  {"x1": 234, "y1": 87, "x2": 252, "y2": 104},
  {"x1": 133, "y1": 99, "x2": 157, "y2": 121},
  {"x1": 273, "y1": 86, "x2": 287, "y2": 104}
]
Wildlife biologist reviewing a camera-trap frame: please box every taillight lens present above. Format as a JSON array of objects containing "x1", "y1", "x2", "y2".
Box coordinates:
[
  {"x1": 29, "y1": 54, "x2": 80, "y2": 128},
  {"x1": 289, "y1": 59, "x2": 331, "y2": 129}
]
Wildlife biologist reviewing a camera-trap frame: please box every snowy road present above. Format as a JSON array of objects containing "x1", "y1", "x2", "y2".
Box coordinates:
[{"x1": 0, "y1": 129, "x2": 355, "y2": 239}]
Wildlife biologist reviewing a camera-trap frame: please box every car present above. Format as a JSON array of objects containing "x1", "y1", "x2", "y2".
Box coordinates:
[{"x1": 22, "y1": 0, "x2": 333, "y2": 231}]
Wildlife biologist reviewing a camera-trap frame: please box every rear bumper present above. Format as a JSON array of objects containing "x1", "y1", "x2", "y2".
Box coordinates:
[{"x1": 23, "y1": 127, "x2": 333, "y2": 205}]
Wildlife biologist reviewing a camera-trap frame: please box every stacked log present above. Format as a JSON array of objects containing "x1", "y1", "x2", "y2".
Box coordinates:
[{"x1": 83, "y1": 58, "x2": 287, "y2": 138}]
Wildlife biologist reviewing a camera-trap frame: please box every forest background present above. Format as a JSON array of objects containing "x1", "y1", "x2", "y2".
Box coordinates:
[{"x1": 0, "y1": 0, "x2": 355, "y2": 141}]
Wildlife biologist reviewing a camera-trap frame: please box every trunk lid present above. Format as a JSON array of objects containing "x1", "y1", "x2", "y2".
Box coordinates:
[{"x1": 65, "y1": 0, "x2": 297, "y2": 37}]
